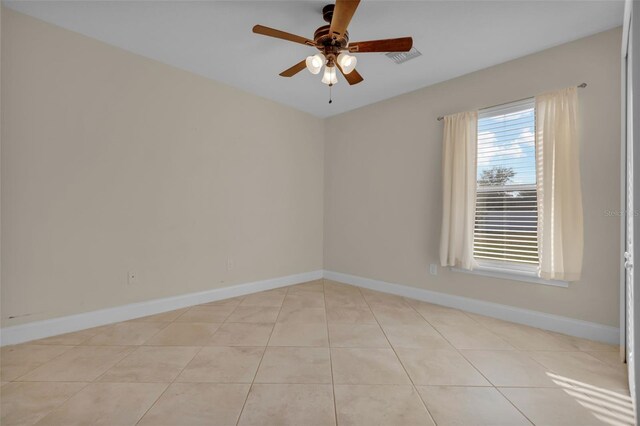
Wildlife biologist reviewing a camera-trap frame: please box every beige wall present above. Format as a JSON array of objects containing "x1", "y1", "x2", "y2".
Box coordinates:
[
  {"x1": 325, "y1": 28, "x2": 622, "y2": 327},
  {"x1": 1, "y1": 9, "x2": 324, "y2": 327},
  {"x1": 1, "y1": 8, "x2": 623, "y2": 330}
]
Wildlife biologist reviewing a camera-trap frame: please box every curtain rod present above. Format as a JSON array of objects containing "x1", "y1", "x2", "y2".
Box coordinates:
[{"x1": 436, "y1": 83, "x2": 587, "y2": 121}]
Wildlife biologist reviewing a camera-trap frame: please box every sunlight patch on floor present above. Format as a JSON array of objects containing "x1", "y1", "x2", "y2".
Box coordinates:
[{"x1": 547, "y1": 372, "x2": 635, "y2": 426}]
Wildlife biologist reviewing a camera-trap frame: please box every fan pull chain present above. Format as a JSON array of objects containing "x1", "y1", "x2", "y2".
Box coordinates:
[{"x1": 329, "y1": 85, "x2": 333, "y2": 104}]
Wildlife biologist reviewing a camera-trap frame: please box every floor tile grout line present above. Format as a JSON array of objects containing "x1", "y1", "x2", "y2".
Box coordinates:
[
  {"x1": 416, "y1": 305, "x2": 515, "y2": 350},
  {"x1": 7, "y1": 379, "x2": 94, "y2": 424},
  {"x1": 322, "y1": 279, "x2": 340, "y2": 426},
  {"x1": 404, "y1": 298, "x2": 527, "y2": 400},
  {"x1": 92, "y1": 347, "x2": 147, "y2": 383},
  {"x1": 500, "y1": 345, "x2": 631, "y2": 414},
  {"x1": 234, "y1": 286, "x2": 288, "y2": 426},
  {"x1": 365, "y1": 287, "x2": 536, "y2": 425},
  {"x1": 406, "y1": 304, "x2": 499, "y2": 384},
  {"x1": 134, "y1": 344, "x2": 206, "y2": 425},
  {"x1": 133, "y1": 296, "x2": 244, "y2": 424},
  {"x1": 408, "y1": 293, "x2": 551, "y2": 425},
  {"x1": 6, "y1": 341, "x2": 84, "y2": 382},
  {"x1": 220, "y1": 295, "x2": 252, "y2": 325},
  {"x1": 176, "y1": 306, "x2": 237, "y2": 325},
  {"x1": 5, "y1": 378, "x2": 447, "y2": 385},
  {"x1": 10, "y1": 344, "x2": 131, "y2": 384},
  {"x1": 134, "y1": 321, "x2": 174, "y2": 347},
  {"x1": 492, "y1": 386, "x2": 536, "y2": 426},
  {"x1": 458, "y1": 310, "x2": 553, "y2": 351},
  {"x1": 348, "y1": 292, "x2": 618, "y2": 360},
  {"x1": 136, "y1": 331, "x2": 208, "y2": 422},
  {"x1": 403, "y1": 298, "x2": 541, "y2": 426},
  {"x1": 456, "y1": 301, "x2": 619, "y2": 355},
  {"x1": 54, "y1": 381, "x2": 621, "y2": 387},
  {"x1": 133, "y1": 382, "x2": 172, "y2": 426},
  {"x1": 14, "y1": 343, "x2": 196, "y2": 424},
  {"x1": 454, "y1": 347, "x2": 538, "y2": 425},
  {"x1": 5, "y1": 282, "x2": 628, "y2": 425},
  {"x1": 356, "y1": 285, "x2": 439, "y2": 426},
  {"x1": 403, "y1": 294, "x2": 592, "y2": 354}
]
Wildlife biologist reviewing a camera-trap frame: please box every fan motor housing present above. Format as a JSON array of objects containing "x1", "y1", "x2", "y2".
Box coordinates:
[
  {"x1": 314, "y1": 25, "x2": 349, "y2": 49},
  {"x1": 317, "y1": 4, "x2": 349, "y2": 51}
]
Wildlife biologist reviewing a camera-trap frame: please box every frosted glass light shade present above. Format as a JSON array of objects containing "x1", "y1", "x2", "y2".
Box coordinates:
[
  {"x1": 305, "y1": 54, "x2": 324, "y2": 74},
  {"x1": 337, "y1": 53, "x2": 357, "y2": 74},
  {"x1": 321, "y1": 66, "x2": 338, "y2": 85}
]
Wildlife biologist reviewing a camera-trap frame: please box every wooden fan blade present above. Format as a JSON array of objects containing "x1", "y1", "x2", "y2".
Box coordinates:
[
  {"x1": 279, "y1": 60, "x2": 307, "y2": 77},
  {"x1": 253, "y1": 25, "x2": 315, "y2": 46},
  {"x1": 349, "y1": 37, "x2": 413, "y2": 53},
  {"x1": 337, "y1": 64, "x2": 363, "y2": 85},
  {"x1": 330, "y1": 0, "x2": 360, "y2": 39}
]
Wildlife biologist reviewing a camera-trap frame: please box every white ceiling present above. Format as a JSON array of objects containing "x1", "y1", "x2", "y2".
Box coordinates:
[{"x1": 4, "y1": 1, "x2": 624, "y2": 117}]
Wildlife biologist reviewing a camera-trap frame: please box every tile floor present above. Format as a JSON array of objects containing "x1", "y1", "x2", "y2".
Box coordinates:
[{"x1": 0, "y1": 280, "x2": 633, "y2": 425}]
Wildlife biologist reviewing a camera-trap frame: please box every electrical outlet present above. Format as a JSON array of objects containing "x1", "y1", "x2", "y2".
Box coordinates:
[
  {"x1": 226, "y1": 258, "x2": 234, "y2": 271},
  {"x1": 429, "y1": 264, "x2": 438, "y2": 276},
  {"x1": 128, "y1": 271, "x2": 138, "y2": 285}
]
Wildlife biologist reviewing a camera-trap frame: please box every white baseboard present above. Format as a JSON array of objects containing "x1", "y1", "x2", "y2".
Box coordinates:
[
  {"x1": 2, "y1": 268, "x2": 619, "y2": 346},
  {"x1": 0, "y1": 270, "x2": 323, "y2": 347},
  {"x1": 323, "y1": 270, "x2": 620, "y2": 345}
]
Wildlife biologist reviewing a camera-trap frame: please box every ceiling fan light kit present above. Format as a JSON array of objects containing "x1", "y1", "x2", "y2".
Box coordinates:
[
  {"x1": 321, "y1": 65, "x2": 339, "y2": 85},
  {"x1": 337, "y1": 52, "x2": 357, "y2": 74},
  {"x1": 252, "y1": 0, "x2": 413, "y2": 91},
  {"x1": 305, "y1": 54, "x2": 324, "y2": 75}
]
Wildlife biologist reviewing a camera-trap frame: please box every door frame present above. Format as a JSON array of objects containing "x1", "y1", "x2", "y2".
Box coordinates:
[
  {"x1": 622, "y1": 0, "x2": 639, "y2": 417},
  {"x1": 621, "y1": 0, "x2": 631, "y2": 359}
]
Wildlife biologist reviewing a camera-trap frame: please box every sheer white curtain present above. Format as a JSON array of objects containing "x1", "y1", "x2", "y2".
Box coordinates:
[
  {"x1": 536, "y1": 87, "x2": 583, "y2": 281},
  {"x1": 440, "y1": 111, "x2": 478, "y2": 270}
]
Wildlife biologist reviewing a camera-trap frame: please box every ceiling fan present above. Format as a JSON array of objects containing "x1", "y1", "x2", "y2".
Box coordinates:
[{"x1": 252, "y1": 0, "x2": 413, "y2": 87}]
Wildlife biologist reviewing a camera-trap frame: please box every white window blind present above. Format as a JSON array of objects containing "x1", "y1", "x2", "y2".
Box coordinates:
[{"x1": 474, "y1": 98, "x2": 538, "y2": 265}]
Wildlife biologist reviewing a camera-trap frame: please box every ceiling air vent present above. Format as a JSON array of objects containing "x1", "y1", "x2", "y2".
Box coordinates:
[{"x1": 385, "y1": 47, "x2": 422, "y2": 64}]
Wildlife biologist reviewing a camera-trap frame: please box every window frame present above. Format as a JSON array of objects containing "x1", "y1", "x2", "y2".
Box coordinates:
[
  {"x1": 451, "y1": 98, "x2": 569, "y2": 287},
  {"x1": 452, "y1": 261, "x2": 569, "y2": 287}
]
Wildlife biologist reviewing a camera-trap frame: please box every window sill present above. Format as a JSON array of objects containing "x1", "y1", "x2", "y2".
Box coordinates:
[{"x1": 450, "y1": 260, "x2": 569, "y2": 288}]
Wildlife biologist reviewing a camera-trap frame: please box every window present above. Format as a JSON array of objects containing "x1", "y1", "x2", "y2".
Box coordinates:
[
  {"x1": 444, "y1": 93, "x2": 574, "y2": 286},
  {"x1": 474, "y1": 98, "x2": 538, "y2": 270}
]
